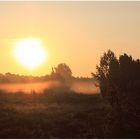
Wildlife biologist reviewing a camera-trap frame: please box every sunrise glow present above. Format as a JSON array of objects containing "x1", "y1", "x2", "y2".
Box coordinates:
[{"x1": 13, "y1": 38, "x2": 47, "y2": 69}]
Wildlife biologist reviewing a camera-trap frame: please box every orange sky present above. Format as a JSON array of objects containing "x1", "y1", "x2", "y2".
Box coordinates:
[{"x1": 0, "y1": 1, "x2": 140, "y2": 77}]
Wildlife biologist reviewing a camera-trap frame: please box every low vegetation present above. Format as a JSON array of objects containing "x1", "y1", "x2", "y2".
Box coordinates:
[{"x1": 0, "y1": 89, "x2": 115, "y2": 139}]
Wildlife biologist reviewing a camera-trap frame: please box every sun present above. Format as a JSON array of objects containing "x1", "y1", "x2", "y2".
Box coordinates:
[{"x1": 13, "y1": 38, "x2": 48, "y2": 69}]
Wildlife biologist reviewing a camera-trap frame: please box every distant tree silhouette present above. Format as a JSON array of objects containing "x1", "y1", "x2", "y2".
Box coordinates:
[
  {"x1": 93, "y1": 50, "x2": 140, "y2": 137},
  {"x1": 0, "y1": 73, "x2": 51, "y2": 83},
  {"x1": 51, "y1": 63, "x2": 72, "y2": 88}
]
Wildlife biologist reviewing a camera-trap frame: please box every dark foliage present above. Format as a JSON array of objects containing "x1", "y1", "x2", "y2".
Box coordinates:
[{"x1": 93, "y1": 50, "x2": 140, "y2": 138}]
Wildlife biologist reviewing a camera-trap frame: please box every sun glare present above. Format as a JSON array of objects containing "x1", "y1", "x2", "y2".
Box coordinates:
[{"x1": 13, "y1": 38, "x2": 47, "y2": 69}]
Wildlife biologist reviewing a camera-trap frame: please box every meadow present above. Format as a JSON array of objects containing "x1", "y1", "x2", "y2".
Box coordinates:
[{"x1": 0, "y1": 89, "x2": 114, "y2": 139}]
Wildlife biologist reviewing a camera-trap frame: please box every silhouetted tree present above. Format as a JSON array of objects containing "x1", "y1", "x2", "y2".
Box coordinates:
[
  {"x1": 93, "y1": 50, "x2": 140, "y2": 137},
  {"x1": 93, "y1": 50, "x2": 120, "y2": 102},
  {"x1": 51, "y1": 63, "x2": 72, "y2": 88}
]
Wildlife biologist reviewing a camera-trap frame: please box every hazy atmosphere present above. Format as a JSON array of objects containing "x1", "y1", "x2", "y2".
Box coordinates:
[
  {"x1": 0, "y1": 1, "x2": 140, "y2": 139},
  {"x1": 0, "y1": 1, "x2": 140, "y2": 76}
]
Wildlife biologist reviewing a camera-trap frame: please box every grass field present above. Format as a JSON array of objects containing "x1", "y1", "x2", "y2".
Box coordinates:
[{"x1": 0, "y1": 89, "x2": 125, "y2": 138}]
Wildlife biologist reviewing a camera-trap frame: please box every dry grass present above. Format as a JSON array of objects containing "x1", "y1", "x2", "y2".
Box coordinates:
[{"x1": 0, "y1": 90, "x2": 119, "y2": 138}]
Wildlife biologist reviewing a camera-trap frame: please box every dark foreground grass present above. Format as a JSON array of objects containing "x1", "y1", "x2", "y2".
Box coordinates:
[{"x1": 0, "y1": 90, "x2": 122, "y2": 138}]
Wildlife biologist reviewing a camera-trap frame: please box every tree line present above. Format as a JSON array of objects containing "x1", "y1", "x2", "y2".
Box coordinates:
[{"x1": 0, "y1": 63, "x2": 73, "y2": 84}]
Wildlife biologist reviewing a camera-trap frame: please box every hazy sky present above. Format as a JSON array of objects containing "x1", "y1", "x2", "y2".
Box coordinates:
[{"x1": 0, "y1": 1, "x2": 140, "y2": 77}]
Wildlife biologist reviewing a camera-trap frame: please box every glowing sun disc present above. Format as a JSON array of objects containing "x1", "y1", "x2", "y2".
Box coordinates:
[{"x1": 13, "y1": 38, "x2": 47, "y2": 69}]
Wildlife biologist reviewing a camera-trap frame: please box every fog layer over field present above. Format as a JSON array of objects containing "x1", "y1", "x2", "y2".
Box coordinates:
[{"x1": 0, "y1": 81, "x2": 100, "y2": 94}]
